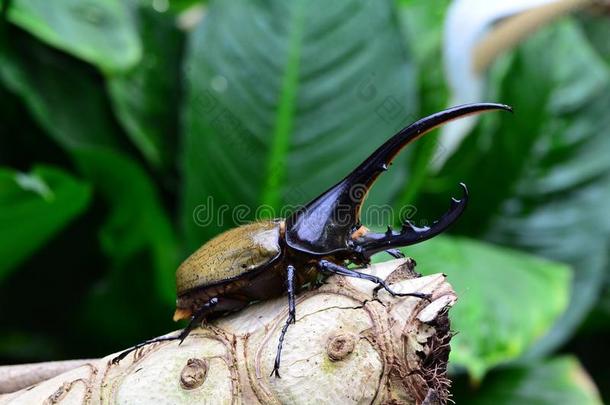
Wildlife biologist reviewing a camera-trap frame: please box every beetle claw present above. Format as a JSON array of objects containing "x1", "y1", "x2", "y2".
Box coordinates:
[
  {"x1": 270, "y1": 367, "x2": 281, "y2": 378},
  {"x1": 354, "y1": 183, "x2": 469, "y2": 259}
]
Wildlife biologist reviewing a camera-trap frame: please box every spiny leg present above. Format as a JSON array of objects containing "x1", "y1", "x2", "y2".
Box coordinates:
[
  {"x1": 318, "y1": 260, "x2": 429, "y2": 300},
  {"x1": 177, "y1": 297, "x2": 219, "y2": 344},
  {"x1": 271, "y1": 264, "x2": 296, "y2": 378},
  {"x1": 111, "y1": 297, "x2": 218, "y2": 364}
]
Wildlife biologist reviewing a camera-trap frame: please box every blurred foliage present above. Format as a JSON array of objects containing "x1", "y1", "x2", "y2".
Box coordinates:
[
  {"x1": 453, "y1": 356, "x2": 602, "y2": 404},
  {"x1": 0, "y1": 0, "x2": 608, "y2": 402},
  {"x1": 0, "y1": 166, "x2": 90, "y2": 279},
  {"x1": 425, "y1": 18, "x2": 610, "y2": 360},
  {"x1": 402, "y1": 237, "x2": 570, "y2": 380}
]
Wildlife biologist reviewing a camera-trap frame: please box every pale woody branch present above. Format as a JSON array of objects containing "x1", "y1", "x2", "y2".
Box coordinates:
[{"x1": 0, "y1": 258, "x2": 457, "y2": 405}]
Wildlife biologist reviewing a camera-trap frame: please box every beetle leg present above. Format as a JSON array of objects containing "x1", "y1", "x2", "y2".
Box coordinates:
[
  {"x1": 271, "y1": 264, "x2": 297, "y2": 378},
  {"x1": 177, "y1": 297, "x2": 219, "y2": 344},
  {"x1": 318, "y1": 259, "x2": 430, "y2": 300},
  {"x1": 111, "y1": 298, "x2": 218, "y2": 365},
  {"x1": 385, "y1": 248, "x2": 405, "y2": 259},
  {"x1": 111, "y1": 334, "x2": 181, "y2": 365}
]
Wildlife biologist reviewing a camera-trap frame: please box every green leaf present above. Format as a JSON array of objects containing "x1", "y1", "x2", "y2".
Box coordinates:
[
  {"x1": 182, "y1": 0, "x2": 418, "y2": 250},
  {"x1": 394, "y1": 0, "x2": 451, "y2": 210},
  {"x1": 400, "y1": 236, "x2": 570, "y2": 380},
  {"x1": 0, "y1": 166, "x2": 91, "y2": 280},
  {"x1": 74, "y1": 148, "x2": 178, "y2": 303},
  {"x1": 107, "y1": 4, "x2": 185, "y2": 168},
  {"x1": 423, "y1": 18, "x2": 610, "y2": 355},
  {"x1": 454, "y1": 356, "x2": 602, "y2": 405},
  {"x1": 580, "y1": 12, "x2": 610, "y2": 68},
  {"x1": 0, "y1": 26, "x2": 119, "y2": 150},
  {"x1": 7, "y1": 0, "x2": 141, "y2": 73},
  {"x1": 0, "y1": 27, "x2": 178, "y2": 304}
]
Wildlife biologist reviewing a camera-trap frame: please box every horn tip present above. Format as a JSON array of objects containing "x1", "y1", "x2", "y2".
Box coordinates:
[{"x1": 480, "y1": 102, "x2": 513, "y2": 113}]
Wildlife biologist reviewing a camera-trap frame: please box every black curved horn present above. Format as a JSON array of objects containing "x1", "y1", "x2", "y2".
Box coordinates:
[{"x1": 285, "y1": 103, "x2": 512, "y2": 255}]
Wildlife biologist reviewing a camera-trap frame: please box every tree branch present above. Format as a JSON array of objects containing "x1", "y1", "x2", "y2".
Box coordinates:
[{"x1": 0, "y1": 259, "x2": 457, "y2": 405}]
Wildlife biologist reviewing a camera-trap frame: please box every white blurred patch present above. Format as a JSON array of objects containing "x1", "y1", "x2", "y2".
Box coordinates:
[
  {"x1": 437, "y1": 0, "x2": 558, "y2": 168},
  {"x1": 211, "y1": 75, "x2": 228, "y2": 93},
  {"x1": 152, "y1": 0, "x2": 169, "y2": 13}
]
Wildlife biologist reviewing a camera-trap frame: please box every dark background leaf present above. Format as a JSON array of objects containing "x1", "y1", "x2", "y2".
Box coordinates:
[
  {"x1": 0, "y1": 166, "x2": 91, "y2": 279},
  {"x1": 107, "y1": 3, "x2": 185, "y2": 168},
  {"x1": 0, "y1": 24, "x2": 179, "y2": 355},
  {"x1": 453, "y1": 356, "x2": 602, "y2": 404},
  {"x1": 0, "y1": 26, "x2": 119, "y2": 150}
]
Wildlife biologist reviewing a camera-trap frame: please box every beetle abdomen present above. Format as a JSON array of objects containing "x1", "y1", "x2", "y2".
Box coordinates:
[{"x1": 176, "y1": 220, "x2": 283, "y2": 294}]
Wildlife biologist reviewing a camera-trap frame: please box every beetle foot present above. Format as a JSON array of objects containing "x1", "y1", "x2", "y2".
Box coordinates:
[
  {"x1": 270, "y1": 366, "x2": 282, "y2": 378},
  {"x1": 386, "y1": 289, "x2": 432, "y2": 301},
  {"x1": 385, "y1": 248, "x2": 405, "y2": 259}
]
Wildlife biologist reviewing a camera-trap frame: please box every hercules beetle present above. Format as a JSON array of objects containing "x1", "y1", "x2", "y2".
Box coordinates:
[{"x1": 112, "y1": 103, "x2": 511, "y2": 376}]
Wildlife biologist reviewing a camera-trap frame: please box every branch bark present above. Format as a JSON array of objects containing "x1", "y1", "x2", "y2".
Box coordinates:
[{"x1": 0, "y1": 259, "x2": 457, "y2": 405}]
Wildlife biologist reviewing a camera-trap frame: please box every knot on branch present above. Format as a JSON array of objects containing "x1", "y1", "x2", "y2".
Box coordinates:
[
  {"x1": 326, "y1": 333, "x2": 356, "y2": 362},
  {"x1": 179, "y1": 358, "x2": 208, "y2": 390}
]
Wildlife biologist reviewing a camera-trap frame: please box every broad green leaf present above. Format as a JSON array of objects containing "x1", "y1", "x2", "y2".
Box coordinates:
[
  {"x1": 454, "y1": 356, "x2": 602, "y2": 405},
  {"x1": 422, "y1": 18, "x2": 610, "y2": 355},
  {"x1": 7, "y1": 0, "x2": 141, "y2": 73},
  {"x1": 578, "y1": 11, "x2": 610, "y2": 337},
  {"x1": 182, "y1": 0, "x2": 418, "y2": 250},
  {"x1": 74, "y1": 148, "x2": 178, "y2": 303},
  {"x1": 0, "y1": 166, "x2": 91, "y2": 280},
  {"x1": 0, "y1": 25, "x2": 118, "y2": 150},
  {"x1": 394, "y1": 0, "x2": 451, "y2": 209},
  {"x1": 107, "y1": 4, "x2": 185, "y2": 168},
  {"x1": 0, "y1": 27, "x2": 178, "y2": 304},
  {"x1": 398, "y1": 0, "x2": 450, "y2": 115},
  {"x1": 400, "y1": 236, "x2": 570, "y2": 380}
]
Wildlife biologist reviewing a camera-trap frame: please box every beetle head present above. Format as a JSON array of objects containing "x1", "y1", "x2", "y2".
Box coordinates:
[{"x1": 285, "y1": 103, "x2": 512, "y2": 258}]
